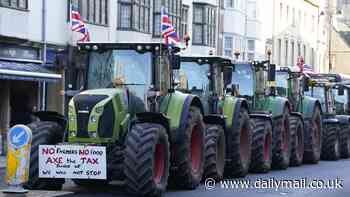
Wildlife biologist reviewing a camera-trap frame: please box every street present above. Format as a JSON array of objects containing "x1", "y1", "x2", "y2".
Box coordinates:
[{"x1": 1, "y1": 159, "x2": 350, "y2": 197}]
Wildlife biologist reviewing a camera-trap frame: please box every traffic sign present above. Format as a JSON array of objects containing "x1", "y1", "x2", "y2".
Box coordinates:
[{"x1": 8, "y1": 125, "x2": 31, "y2": 149}]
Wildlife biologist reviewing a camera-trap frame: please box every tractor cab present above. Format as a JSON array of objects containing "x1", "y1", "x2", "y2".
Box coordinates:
[{"x1": 176, "y1": 55, "x2": 234, "y2": 114}]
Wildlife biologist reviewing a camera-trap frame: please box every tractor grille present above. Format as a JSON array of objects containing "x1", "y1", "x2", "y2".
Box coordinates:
[
  {"x1": 97, "y1": 101, "x2": 115, "y2": 138},
  {"x1": 74, "y1": 94, "x2": 108, "y2": 138}
]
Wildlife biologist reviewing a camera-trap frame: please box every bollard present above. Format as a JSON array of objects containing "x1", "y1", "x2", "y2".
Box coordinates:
[{"x1": 3, "y1": 125, "x2": 32, "y2": 193}]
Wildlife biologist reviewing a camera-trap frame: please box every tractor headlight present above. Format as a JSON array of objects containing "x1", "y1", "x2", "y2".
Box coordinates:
[
  {"x1": 89, "y1": 132, "x2": 97, "y2": 138},
  {"x1": 90, "y1": 115, "x2": 97, "y2": 123},
  {"x1": 95, "y1": 106, "x2": 104, "y2": 114},
  {"x1": 68, "y1": 106, "x2": 74, "y2": 114},
  {"x1": 70, "y1": 131, "x2": 76, "y2": 137}
]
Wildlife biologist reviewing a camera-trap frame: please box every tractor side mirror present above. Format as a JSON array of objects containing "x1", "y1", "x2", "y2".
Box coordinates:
[
  {"x1": 268, "y1": 64, "x2": 276, "y2": 81},
  {"x1": 338, "y1": 86, "x2": 345, "y2": 96},
  {"x1": 223, "y1": 66, "x2": 233, "y2": 87},
  {"x1": 171, "y1": 55, "x2": 181, "y2": 70},
  {"x1": 303, "y1": 77, "x2": 310, "y2": 92}
]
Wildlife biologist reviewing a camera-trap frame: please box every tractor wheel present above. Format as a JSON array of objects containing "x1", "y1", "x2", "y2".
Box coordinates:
[
  {"x1": 249, "y1": 118, "x2": 272, "y2": 173},
  {"x1": 340, "y1": 125, "x2": 350, "y2": 158},
  {"x1": 289, "y1": 116, "x2": 304, "y2": 166},
  {"x1": 272, "y1": 106, "x2": 291, "y2": 170},
  {"x1": 224, "y1": 108, "x2": 252, "y2": 178},
  {"x1": 303, "y1": 106, "x2": 322, "y2": 164},
  {"x1": 124, "y1": 123, "x2": 170, "y2": 197},
  {"x1": 169, "y1": 106, "x2": 205, "y2": 190},
  {"x1": 24, "y1": 121, "x2": 65, "y2": 190},
  {"x1": 203, "y1": 124, "x2": 225, "y2": 181},
  {"x1": 321, "y1": 124, "x2": 341, "y2": 161}
]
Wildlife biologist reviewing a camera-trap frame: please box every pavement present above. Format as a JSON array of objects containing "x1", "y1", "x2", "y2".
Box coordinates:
[{"x1": 0, "y1": 158, "x2": 349, "y2": 197}]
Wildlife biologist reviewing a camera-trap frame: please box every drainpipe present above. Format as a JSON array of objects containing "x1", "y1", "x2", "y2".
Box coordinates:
[{"x1": 41, "y1": 0, "x2": 47, "y2": 111}]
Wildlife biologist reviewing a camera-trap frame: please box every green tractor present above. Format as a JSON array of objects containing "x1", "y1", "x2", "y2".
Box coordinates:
[
  {"x1": 317, "y1": 74, "x2": 350, "y2": 158},
  {"x1": 177, "y1": 55, "x2": 253, "y2": 179},
  {"x1": 25, "y1": 43, "x2": 207, "y2": 196},
  {"x1": 231, "y1": 61, "x2": 291, "y2": 172},
  {"x1": 304, "y1": 73, "x2": 349, "y2": 161},
  {"x1": 275, "y1": 67, "x2": 323, "y2": 165}
]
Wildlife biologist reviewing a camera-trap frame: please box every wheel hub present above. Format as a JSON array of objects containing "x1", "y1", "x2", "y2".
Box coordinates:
[
  {"x1": 191, "y1": 125, "x2": 202, "y2": 173},
  {"x1": 154, "y1": 143, "x2": 165, "y2": 184}
]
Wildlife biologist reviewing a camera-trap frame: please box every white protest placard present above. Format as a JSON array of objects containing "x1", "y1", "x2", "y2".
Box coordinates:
[{"x1": 38, "y1": 145, "x2": 106, "y2": 180}]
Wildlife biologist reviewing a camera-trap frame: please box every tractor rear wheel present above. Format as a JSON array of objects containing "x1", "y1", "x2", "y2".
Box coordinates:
[
  {"x1": 169, "y1": 106, "x2": 205, "y2": 190},
  {"x1": 303, "y1": 106, "x2": 322, "y2": 164},
  {"x1": 249, "y1": 118, "x2": 272, "y2": 173},
  {"x1": 272, "y1": 107, "x2": 291, "y2": 170},
  {"x1": 24, "y1": 121, "x2": 65, "y2": 190},
  {"x1": 290, "y1": 116, "x2": 304, "y2": 166},
  {"x1": 203, "y1": 124, "x2": 225, "y2": 181},
  {"x1": 321, "y1": 124, "x2": 341, "y2": 161},
  {"x1": 340, "y1": 125, "x2": 350, "y2": 159},
  {"x1": 124, "y1": 123, "x2": 170, "y2": 197},
  {"x1": 224, "y1": 108, "x2": 252, "y2": 177}
]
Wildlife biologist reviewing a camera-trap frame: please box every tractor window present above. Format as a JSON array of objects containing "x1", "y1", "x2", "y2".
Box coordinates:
[
  {"x1": 305, "y1": 86, "x2": 326, "y2": 111},
  {"x1": 231, "y1": 64, "x2": 254, "y2": 96},
  {"x1": 176, "y1": 62, "x2": 210, "y2": 96},
  {"x1": 88, "y1": 50, "x2": 152, "y2": 100},
  {"x1": 334, "y1": 88, "x2": 347, "y2": 104},
  {"x1": 276, "y1": 72, "x2": 288, "y2": 96}
]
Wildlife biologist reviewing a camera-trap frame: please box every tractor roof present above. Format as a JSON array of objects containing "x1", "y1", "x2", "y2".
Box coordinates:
[
  {"x1": 180, "y1": 55, "x2": 233, "y2": 66},
  {"x1": 78, "y1": 42, "x2": 180, "y2": 53},
  {"x1": 307, "y1": 73, "x2": 342, "y2": 82}
]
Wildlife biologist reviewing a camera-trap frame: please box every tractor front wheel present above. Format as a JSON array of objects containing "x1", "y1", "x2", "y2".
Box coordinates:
[
  {"x1": 124, "y1": 123, "x2": 170, "y2": 197},
  {"x1": 169, "y1": 106, "x2": 205, "y2": 190},
  {"x1": 321, "y1": 124, "x2": 341, "y2": 161},
  {"x1": 203, "y1": 124, "x2": 226, "y2": 181},
  {"x1": 272, "y1": 107, "x2": 291, "y2": 170},
  {"x1": 24, "y1": 121, "x2": 65, "y2": 190},
  {"x1": 340, "y1": 125, "x2": 350, "y2": 159},
  {"x1": 224, "y1": 108, "x2": 252, "y2": 177},
  {"x1": 290, "y1": 116, "x2": 304, "y2": 166},
  {"x1": 249, "y1": 118, "x2": 272, "y2": 173}
]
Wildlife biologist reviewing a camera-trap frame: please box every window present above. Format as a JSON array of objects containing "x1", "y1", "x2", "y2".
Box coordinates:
[
  {"x1": 303, "y1": 44, "x2": 307, "y2": 62},
  {"x1": 180, "y1": 5, "x2": 189, "y2": 39},
  {"x1": 224, "y1": 36, "x2": 233, "y2": 57},
  {"x1": 286, "y1": 5, "x2": 289, "y2": 23},
  {"x1": 247, "y1": 40, "x2": 255, "y2": 51},
  {"x1": 292, "y1": 8, "x2": 295, "y2": 26},
  {"x1": 278, "y1": 39, "x2": 282, "y2": 65},
  {"x1": 73, "y1": 0, "x2": 108, "y2": 25},
  {"x1": 312, "y1": 15, "x2": 315, "y2": 32},
  {"x1": 0, "y1": 0, "x2": 27, "y2": 10},
  {"x1": 118, "y1": 0, "x2": 150, "y2": 32},
  {"x1": 193, "y1": 3, "x2": 217, "y2": 47},
  {"x1": 291, "y1": 41, "x2": 295, "y2": 66},
  {"x1": 285, "y1": 40, "x2": 288, "y2": 66},
  {"x1": 280, "y1": 3, "x2": 283, "y2": 19},
  {"x1": 153, "y1": 0, "x2": 181, "y2": 37},
  {"x1": 225, "y1": 0, "x2": 234, "y2": 8}
]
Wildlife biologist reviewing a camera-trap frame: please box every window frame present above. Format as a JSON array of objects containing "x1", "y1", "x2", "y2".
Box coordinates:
[
  {"x1": 180, "y1": 4, "x2": 189, "y2": 40},
  {"x1": 223, "y1": 36, "x2": 233, "y2": 57},
  {"x1": 75, "y1": 0, "x2": 109, "y2": 26},
  {"x1": 0, "y1": 0, "x2": 28, "y2": 11},
  {"x1": 192, "y1": 3, "x2": 217, "y2": 47},
  {"x1": 117, "y1": 0, "x2": 151, "y2": 33}
]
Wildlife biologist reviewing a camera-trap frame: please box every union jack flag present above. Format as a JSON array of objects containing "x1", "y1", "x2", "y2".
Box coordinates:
[
  {"x1": 161, "y1": 7, "x2": 180, "y2": 46},
  {"x1": 71, "y1": 4, "x2": 90, "y2": 42}
]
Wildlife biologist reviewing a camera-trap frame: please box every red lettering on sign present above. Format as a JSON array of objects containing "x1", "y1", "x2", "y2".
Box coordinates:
[
  {"x1": 79, "y1": 149, "x2": 89, "y2": 155},
  {"x1": 80, "y1": 157, "x2": 99, "y2": 164},
  {"x1": 45, "y1": 157, "x2": 63, "y2": 164},
  {"x1": 42, "y1": 147, "x2": 55, "y2": 155}
]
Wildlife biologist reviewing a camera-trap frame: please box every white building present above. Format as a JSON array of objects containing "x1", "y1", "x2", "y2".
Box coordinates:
[{"x1": 259, "y1": 0, "x2": 328, "y2": 72}]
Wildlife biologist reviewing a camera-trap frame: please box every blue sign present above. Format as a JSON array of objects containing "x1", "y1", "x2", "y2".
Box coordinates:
[{"x1": 8, "y1": 125, "x2": 31, "y2": 149}]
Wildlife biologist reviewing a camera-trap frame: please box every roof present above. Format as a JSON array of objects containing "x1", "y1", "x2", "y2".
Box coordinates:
[
  {"x1": 78, "y1": 42, "x2": 181, "y2": 53},
  {"x1": 0, "y1": 60, "x2": 61, "y2": 82},
  {"x1": 180, "y1": 55, "x2": 233, "y2": 65}
]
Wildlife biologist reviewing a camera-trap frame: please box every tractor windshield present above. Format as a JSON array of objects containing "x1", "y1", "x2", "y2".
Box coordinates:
[
  {"x1": 334, "y1": 88, "x2": 347, "y2": 104},
  {"x1": 305, "y1": 86, "x2": 326, "y2": 111},
  {"x1": 276, "y1": 72, "x2": 289, "y2": 96},
  {"x1": 176, "y1": 62, "x2": 210, "y2": 96},
  {"x1": 232, "y1": 64, "x2": 254, "y2": 96},
  {"x1": 87, "y1": 50, "x2": 152, "y2": 100}
]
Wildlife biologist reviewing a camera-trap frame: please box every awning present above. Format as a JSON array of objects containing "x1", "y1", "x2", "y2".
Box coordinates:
[{"x1": 0, "y1": 60, "x2": 61, "y2": 82}]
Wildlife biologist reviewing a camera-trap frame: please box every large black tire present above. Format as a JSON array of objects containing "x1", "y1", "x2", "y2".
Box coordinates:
[
  {"x1": 203, "y1": 124, "x2": 225, "y2": 181},
  {"x1": 123, "y1": 123, "x2": 170, "y2": 197},
  {"x1": 169, "y1": 106, "x2": 205, "y2": 190},
  {"x1": 303, "y1": 106, "x2": 322, "y2": 164},
  {"x1": 272, "y1": 106, "x2": 291, "y2": 170},
  {"x1": 321, "y1": 124, "x2": 341, "y2": 161},
  {"x1": 249, "y1": 118, "x2": 272, "y2": 173},
  {"x1": 289, "y1": 116, "x2": 304, "y2": 166},
  {"x1": 24, "y1": 121, "x2": 65, "y2": 190},
  {"x1": 340, "y1": 125, "x2": 350, "y2": 159},
  {"x1": 224, "y1": 108, "x2": 252, "y2": 178}
]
